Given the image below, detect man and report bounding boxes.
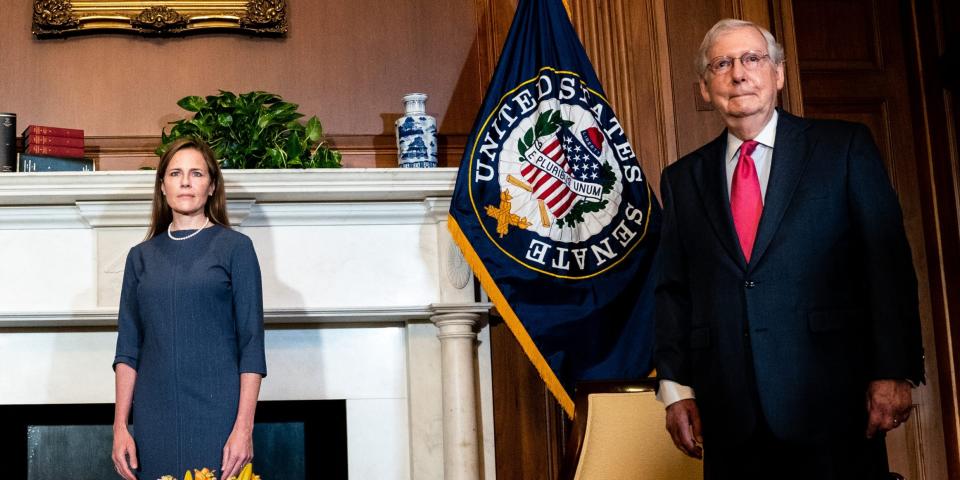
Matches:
[654,19,925,479]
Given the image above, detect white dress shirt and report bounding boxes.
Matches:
[725,109,778,200]
[658,111,779,407]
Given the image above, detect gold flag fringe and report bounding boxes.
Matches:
[448,214,576,417]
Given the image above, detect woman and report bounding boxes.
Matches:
[111,137,267,480]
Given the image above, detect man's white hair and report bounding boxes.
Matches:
[696,19,785,77]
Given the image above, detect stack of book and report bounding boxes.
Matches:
[18,125,93,172]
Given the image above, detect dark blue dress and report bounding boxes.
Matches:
[113,225,267,480]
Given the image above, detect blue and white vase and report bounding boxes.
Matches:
[396,93,438,168]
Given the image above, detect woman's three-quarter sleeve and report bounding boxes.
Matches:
[231,235,267,376]
[113,247,143,371]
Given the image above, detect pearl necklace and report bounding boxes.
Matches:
[167,217,210,241]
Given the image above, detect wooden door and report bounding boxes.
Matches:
[790,0,949,478]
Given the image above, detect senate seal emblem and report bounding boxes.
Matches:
[467,68,653,279]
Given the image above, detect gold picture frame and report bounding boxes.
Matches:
[33,0,287,36]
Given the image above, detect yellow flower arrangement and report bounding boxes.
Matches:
[158,463,260,480]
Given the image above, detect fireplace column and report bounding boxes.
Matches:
[431,311,483,480]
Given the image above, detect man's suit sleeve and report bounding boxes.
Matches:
[847,124,925,385]
[654,167,694,385]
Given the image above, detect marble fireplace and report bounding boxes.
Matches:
[0,169,494,479]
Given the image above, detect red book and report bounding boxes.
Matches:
[22,125,84,139]
[25,143,85,159]
[25,134,85,148]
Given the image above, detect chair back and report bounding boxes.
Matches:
[561,380,703,480]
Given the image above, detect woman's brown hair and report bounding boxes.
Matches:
[145,137,230,240]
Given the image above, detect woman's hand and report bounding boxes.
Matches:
[112,426,138,480]
[221,427,253,480]
[113,364,138,479]
[223,373,262,478]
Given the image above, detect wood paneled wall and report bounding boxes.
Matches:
[663,0,728,159]
[568,0,674,190]
[908,0,960,477]
[791,0,952,477]
[487,1,956,479]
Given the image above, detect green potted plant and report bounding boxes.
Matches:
[157,90,341,169]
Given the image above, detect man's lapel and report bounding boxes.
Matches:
[748,110,813,268]
[692,132,746,267]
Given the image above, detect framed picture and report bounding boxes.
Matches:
[32,0,287,37]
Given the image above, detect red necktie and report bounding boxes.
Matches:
[730,140,762,262]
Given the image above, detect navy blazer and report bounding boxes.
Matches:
[654,110,925,444]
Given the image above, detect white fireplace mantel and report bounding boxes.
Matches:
[0,168,460,205]
[0,169,495,480]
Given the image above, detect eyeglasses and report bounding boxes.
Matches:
[706,51,771,75]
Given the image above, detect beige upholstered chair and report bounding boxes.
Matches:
[560,380,908,480]
[560,380,703,480]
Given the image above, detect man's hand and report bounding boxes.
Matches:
[866,379,913,438]
[665,398,703,459]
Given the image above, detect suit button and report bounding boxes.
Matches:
[744,281,756,289]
